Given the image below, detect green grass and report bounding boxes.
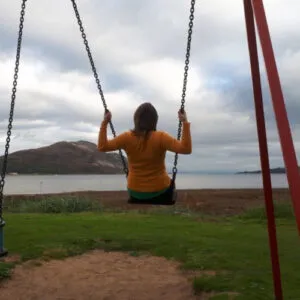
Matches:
[236,202,296,222]
[4,195,103,213]
[0,261,14,279]
[0,199,299,300]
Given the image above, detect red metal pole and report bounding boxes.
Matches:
[243,1,283,299]
[251,0,300,235]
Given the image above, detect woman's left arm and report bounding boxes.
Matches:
[97,121,128,152]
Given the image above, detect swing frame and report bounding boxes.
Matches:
[1,1,300,299]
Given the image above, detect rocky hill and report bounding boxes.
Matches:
[0,141,127,175]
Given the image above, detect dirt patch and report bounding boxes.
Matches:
[1,255,21,264]
[0,250,206,300]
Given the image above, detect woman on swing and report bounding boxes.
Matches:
[98,102,192,204]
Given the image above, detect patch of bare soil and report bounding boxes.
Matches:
[0,250,208,300]
[2,254,21,264]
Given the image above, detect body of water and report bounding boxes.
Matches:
[2,173,288,195]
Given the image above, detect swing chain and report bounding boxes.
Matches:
[172,0,196,181]
[0,0,27,220]
[71,0,128,176]
[0,1,195,216]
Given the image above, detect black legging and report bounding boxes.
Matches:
[128,180,177,205]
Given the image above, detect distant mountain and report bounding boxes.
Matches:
[236,167,300,174]
[0,140,127,175]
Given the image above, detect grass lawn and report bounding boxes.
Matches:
[0,198,299,300]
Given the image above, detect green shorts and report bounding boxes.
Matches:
[127,187,169,199]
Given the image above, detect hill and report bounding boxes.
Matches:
[236,167,300,174]
[0,141,127,175]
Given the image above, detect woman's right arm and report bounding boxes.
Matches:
[160,121,192,154]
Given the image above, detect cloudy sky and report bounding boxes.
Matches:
[0,0,299,173]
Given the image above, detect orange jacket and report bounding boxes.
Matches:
[98,121,192,192]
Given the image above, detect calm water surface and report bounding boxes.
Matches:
[3,173,288,195]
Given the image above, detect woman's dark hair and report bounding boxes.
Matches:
[132,102,158,138]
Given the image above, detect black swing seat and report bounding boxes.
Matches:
[128,180,177,205]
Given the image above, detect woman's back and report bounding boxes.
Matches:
[98,102,191,193]
[98,122,191,192]
[125,131,172,192]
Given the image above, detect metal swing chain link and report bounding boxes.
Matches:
[0,0,195,211]
[71,0,128,176]
[0,0,27,220]
[172,0,196,182]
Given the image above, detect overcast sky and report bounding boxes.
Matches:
[0,0,299,173]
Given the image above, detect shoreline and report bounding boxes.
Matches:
[3,188,292,216]
[4,187,290,196]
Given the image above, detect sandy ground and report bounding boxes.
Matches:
[0,250,214,300]
[1,188,291,299]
